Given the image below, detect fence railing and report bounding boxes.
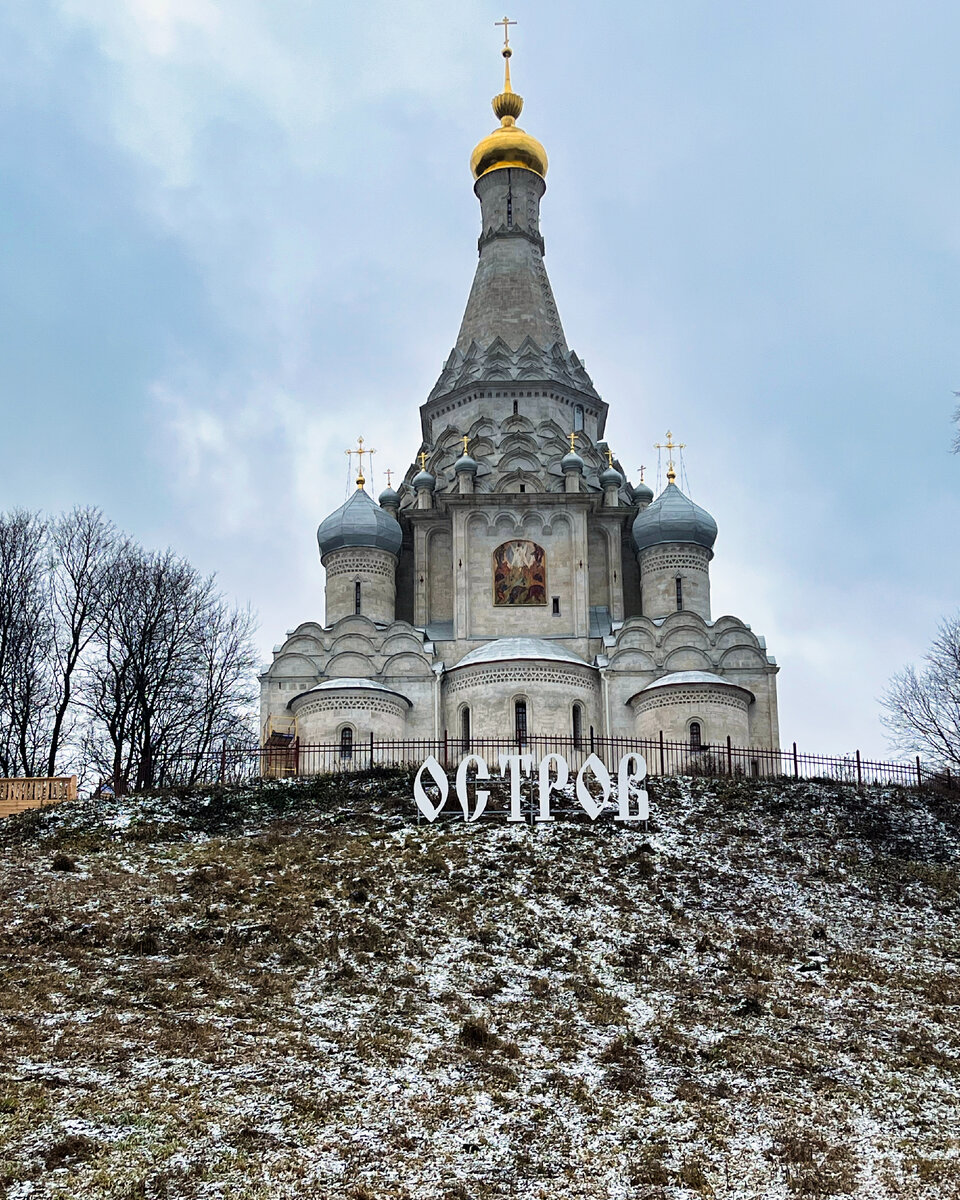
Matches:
[126,734,956,795]
[0,776,78,819]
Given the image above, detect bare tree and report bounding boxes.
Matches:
[882,614,960,770]
[0,511,53,776]
[45,508,117,776]
[80,544,257,792]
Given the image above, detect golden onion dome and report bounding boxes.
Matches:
[470,45,548,181]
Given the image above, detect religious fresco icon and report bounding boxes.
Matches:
[493,540,547,606]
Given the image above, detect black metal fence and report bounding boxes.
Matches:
[141,733,959,795]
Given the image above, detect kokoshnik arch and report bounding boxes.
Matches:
[259,26,781,756]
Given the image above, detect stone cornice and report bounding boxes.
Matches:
[477,224,545,256]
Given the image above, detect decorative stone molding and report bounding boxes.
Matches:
[294,696,407,719]
[324,552,396,579]
[632,688,748,715]
[478,224,545,255]
[640,549,710,575]
[445,665,599,697]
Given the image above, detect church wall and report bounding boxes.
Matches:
[620,534,643,619]
[394,531,415,625]
[630,685,750,747]
[455,508,588,641]
[639,543,712,621]
[427,528,454,624]
[442,661,601,741]
[587,526,610,609]
[292,692,408,758]
[323,547,397,625]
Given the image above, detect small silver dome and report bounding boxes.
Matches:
[412,469,436,490]
[600,465,622,488]
[455,453,478,475]
[633,479,654,504]
[632,482,717,552]
[378,485,399,506]
[561,450,584,473]
[317,487,403,558]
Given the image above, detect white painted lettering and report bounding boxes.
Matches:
[498,753,533,822]
[455,754,491,822]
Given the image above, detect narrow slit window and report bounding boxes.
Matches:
[461,706,471,751]
[515,700,528,745]
[574,404,584,432]
[675,576,683,611]
[513,399,519,415]
[339,727,354,760]
[355,580,362,614]
[690,721,701,751]
[518,483,526,493]
[572,704,583,749]
[552,596,560,615]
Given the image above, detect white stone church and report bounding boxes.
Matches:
[259,40,780,759]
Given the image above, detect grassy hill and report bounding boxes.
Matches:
[1,771,958,1199]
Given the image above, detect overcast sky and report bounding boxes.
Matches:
[2,1,958,756]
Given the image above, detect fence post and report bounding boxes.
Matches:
[370,731,375,769]
[659,730,665,776]
[219,739,227,785]
[726,735,733,776]
[443,729,449,770]
[916,755,922,790]
[590,726,595,755]
[792,741,799,779]
[292,737,300,777]
[855,749,862,790]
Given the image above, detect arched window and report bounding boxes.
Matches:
[354,580,362,615]
[689,721,702,752]
[515,699,528,745]
[339,727,354,760]
[675,576,683,611]
[574,404,584,432]
[572,703,584,749]
[461,706,471,752]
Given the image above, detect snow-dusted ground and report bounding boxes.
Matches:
[0,772,958,1199]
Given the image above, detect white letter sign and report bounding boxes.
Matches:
[455,754,491,823]
[414,755,452,822]
[537,753,568,823]
[616,753,649,822]
[575,753,613,820]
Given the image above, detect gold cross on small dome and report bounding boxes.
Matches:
[418,451,429,472]
[568,431,578,453]
[654,430,685,485]
[346,435,376,489]
[461,435,470,455]
[384,468,394,488]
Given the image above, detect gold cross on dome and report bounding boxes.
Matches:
[496,15,517,47]
[654,430,685,484]
[638,464,646,482]
[418,451,429,472]
[606,447,614,468]
[384,468,394,488]
[568,431,578,453]
[346,435,376,489]
[461,435,470,456]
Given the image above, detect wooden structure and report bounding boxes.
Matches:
[0,776,77,819]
